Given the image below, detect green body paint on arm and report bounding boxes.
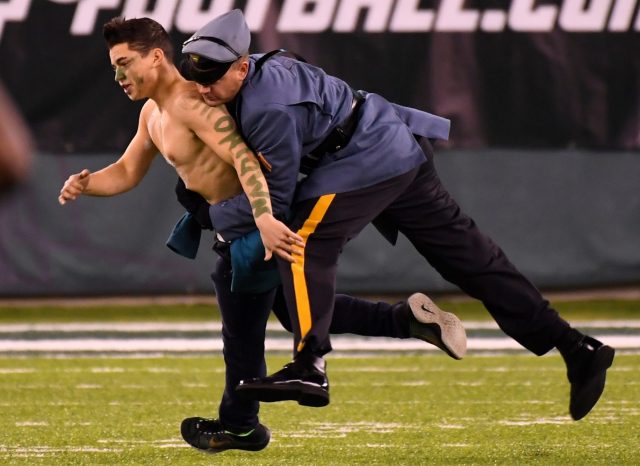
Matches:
[251,198,270,217]
[210,112,272,218]
[214,115,234,133]
[221,132,244,152]
[247,174,269,198]
[239,157,256,176]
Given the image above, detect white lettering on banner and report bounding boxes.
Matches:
[560,0,613,32]
[243,0,271,31]
[389,0,434,32]
[278,0,336,32]
[435,0,479,32]
[121,0,179,30]
[0,0,30,40]
[0,0,638,43]
[509,0,558,31]
[333,0,394,33]
[65,0,119,35]
[175,0,233,33]
[481,10,508,32]
[175,1,271,33]
[608,0,637,30]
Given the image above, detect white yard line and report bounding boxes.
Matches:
[1,320,640,332]
[0,334,637,352]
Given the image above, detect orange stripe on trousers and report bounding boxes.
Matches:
[292,194,336,353]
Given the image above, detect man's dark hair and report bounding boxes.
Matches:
[103,17,174,63]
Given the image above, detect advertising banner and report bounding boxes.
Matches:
[1,0,638,153]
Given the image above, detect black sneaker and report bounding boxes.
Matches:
[180,417,270,453]
[236,354,329,407]
[408,293,467,360]
[560,335,615,420]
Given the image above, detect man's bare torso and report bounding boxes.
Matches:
[143,84,242,204]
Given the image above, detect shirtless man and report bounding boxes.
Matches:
[58,17,302,261]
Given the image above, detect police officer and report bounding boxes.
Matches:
[179,7,614,441]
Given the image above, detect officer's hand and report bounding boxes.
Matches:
[59,169,90,205]
[255,214,305,263]
[175,177,213,230]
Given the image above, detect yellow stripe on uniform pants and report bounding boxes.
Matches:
[292,193,336,353]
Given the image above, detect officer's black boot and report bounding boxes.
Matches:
[236,352,329,407]
[556,328,615,420]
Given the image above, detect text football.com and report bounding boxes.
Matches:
[0,0,638,40]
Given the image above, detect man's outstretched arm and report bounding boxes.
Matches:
[59,104,158,204]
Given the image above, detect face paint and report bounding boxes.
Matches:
[115,66,126,81]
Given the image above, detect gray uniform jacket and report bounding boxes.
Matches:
[209,54,451,241]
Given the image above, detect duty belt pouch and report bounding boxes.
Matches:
[301,89,365,175]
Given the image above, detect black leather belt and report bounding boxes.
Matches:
[300,89,366,175]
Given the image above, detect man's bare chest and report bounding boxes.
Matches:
[146,110,199,167]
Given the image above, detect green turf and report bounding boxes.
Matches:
[0,304,219,323]
[0,353,637,465]
[1,299,640,323]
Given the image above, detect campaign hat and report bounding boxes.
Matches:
[182,9,250,63]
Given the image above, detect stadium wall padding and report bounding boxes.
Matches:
[1,149,638,297]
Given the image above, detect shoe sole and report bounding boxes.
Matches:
[203,438,271,454]
[408,293,467,360]
[199,438,271,454]
[570,345,615,420]
[236,380,329,407]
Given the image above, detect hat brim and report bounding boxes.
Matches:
[179,57,233,85]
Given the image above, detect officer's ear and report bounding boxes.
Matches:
[236,57,250,79]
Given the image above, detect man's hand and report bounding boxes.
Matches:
[255,214,304,263]
[58,169,91,205]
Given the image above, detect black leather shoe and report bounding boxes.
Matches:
[408,293,467,360]
[561,335,615,420]
[236,354,329,407]
[180,417,270,453]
